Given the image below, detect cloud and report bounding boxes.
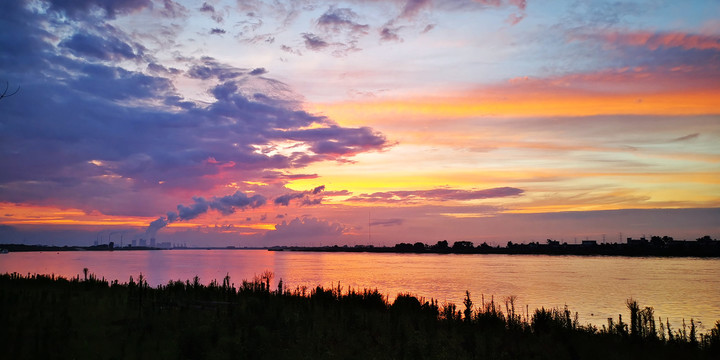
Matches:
[186,57,244,80]
[279,126,389,156]
[273,192,306,206]
[158,0,188,18]
[261,172,319,182]
[60,32,140,61]
[348,187,524,203]
[249,67,268,75]
[506,12,524,25]
[263,217,346,245]
[199,2,215,13]
[199,2,223,23]
[46,0,152,20]
[0,1,388,217]
[370,218,404,227]
[672,133,699,142]
[317,6,369,35]
[273,185,326,206]
[380,25,402,42]
[421,24,435,33]
[210,28,226,35]
[399,0,432,19]
[302,33,330,50]
[146,191,266,236]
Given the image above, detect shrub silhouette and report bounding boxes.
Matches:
[1,272,718,360]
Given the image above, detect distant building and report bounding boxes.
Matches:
[139,238,146,247]
[581,240,597,246]
[131,239,137,247]
[157,242,172,249]
[150,238,156,247]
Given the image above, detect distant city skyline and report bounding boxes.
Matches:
[1,0,718,247]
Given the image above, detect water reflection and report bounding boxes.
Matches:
[1,250,718,330]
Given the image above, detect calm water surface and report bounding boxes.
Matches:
[1,250,718,331]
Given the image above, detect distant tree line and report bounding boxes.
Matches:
[276,235,720,257]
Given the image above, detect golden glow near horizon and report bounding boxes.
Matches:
[0,203,276,233]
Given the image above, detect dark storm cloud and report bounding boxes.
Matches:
[0,1,388,216]
[348,187,524,203]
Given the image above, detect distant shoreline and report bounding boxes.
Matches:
[3,236,719,258]
[270,236,720,258]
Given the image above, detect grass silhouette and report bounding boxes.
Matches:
[1,272,718,359]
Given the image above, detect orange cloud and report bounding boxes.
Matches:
[0,203,151,227]
[309,66,720,124]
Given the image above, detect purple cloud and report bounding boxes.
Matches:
[147,191,266,236]
[199,2,223,23]
[273,185,326,206]
[0,1,388,217]
[399,0,432,19]
[249,67,268,75]
[302,33,330,50]
[60,32,140,61]
[317,6,370,35]
[47,0,151,19]
[380,26,402,42]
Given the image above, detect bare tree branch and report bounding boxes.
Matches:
[0,81,20,100]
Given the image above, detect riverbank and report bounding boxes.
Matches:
[1,272,718,359]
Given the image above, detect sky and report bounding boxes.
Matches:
[1,0,718,247]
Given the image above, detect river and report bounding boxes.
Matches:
[1,249,718,332]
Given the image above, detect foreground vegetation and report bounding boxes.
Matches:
[1,272,718,359]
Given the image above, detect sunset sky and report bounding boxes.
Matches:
[1,0,718,247]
